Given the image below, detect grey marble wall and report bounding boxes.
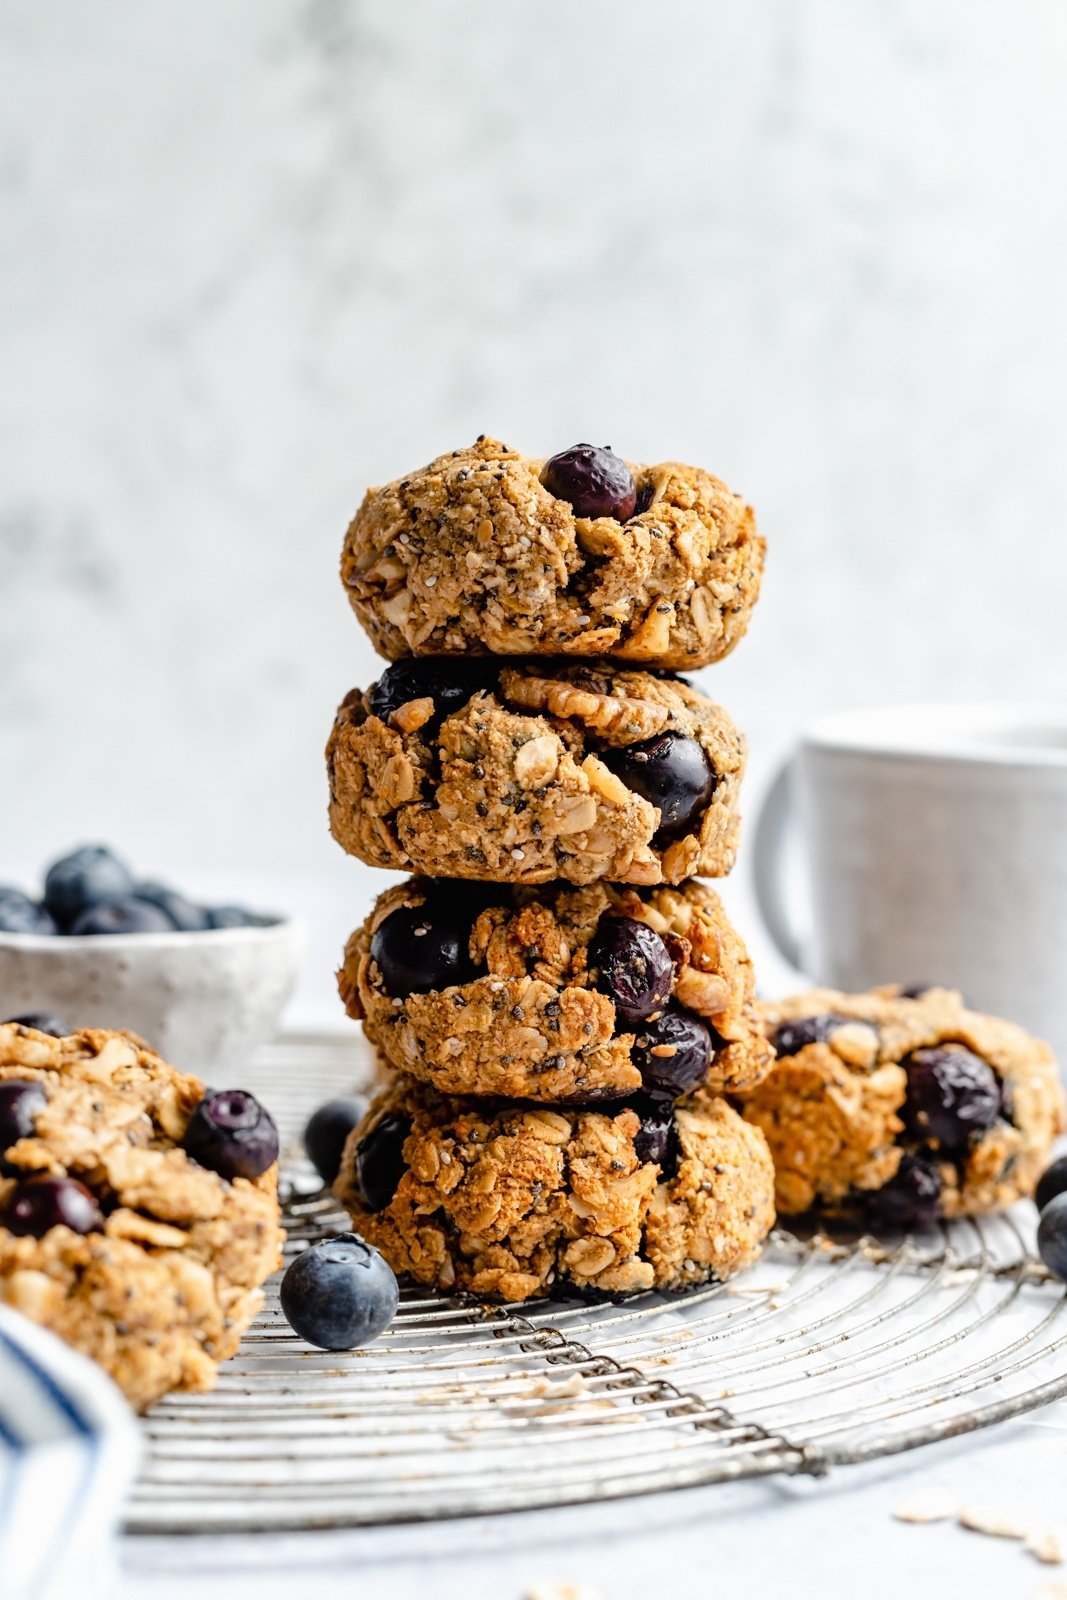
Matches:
[2,0,1066,896]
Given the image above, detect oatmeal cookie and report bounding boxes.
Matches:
[341,437,763,669]
[736,987,1064,1223]
[339,878,772,1102]
[326,658,745,886]
[334,1076,775,1302]
[0,1023,284,1410]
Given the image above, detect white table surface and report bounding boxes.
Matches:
[112,866,1067,1600]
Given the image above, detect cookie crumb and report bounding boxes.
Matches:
[958,1505,1028,1540]
[1027,1532,1065,1566]
[892,1490,956,1524]
[525,1585,604,1600]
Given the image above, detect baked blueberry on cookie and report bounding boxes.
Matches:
[338,878,773,1101]
[736,987,1065,1224]
[340,437,764,669]
[0,1021,284,1410]
[333,1076,775,1302]
[326,659,745,886]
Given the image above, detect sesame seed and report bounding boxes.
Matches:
[511,847,524,859]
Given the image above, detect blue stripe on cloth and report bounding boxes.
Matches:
[1,1323,94,1437]
[0,1320,102,1600]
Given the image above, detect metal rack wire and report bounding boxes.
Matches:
[126,1035,1067,1535]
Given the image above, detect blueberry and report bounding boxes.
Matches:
[631,1092,681,1179]
[181,1089,279,1181]
[0,1080,47,1175]
[304,1096,368,1186]
[134,882,211,932]
[68,896,175,936]
[42,846,134,929]
[1037,1193,1067,1281]
[631,1008,714,1097]
[280,1233,399,1350]
[370,901,478,997]
[867,1154,942,1229]
[589,916,674,1026]
[1035,1154,1067,1214]
[355,1113,412,1212]
[0,888,58,936]
[771,1014,853,1058]
[206,905,274,929]
[539,444,637,520]
[902,1046,1001,1152]
[4,1014,71,1038]
[2,1175,103,1237]
[368,659,498,732]
[601,733,716,844]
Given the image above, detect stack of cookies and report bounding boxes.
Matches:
[325,436,779,1302]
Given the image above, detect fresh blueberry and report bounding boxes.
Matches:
[1037,1193,1067,1281]
[867,1154,943,1229]
[181,1089,279,1181]
[1035,1154,1067,1214]
[280,1233,399,1350]
[902,1046,1001,1152]
[539,444,638,520]
[601,733,716,844]
[42,846,134,929]
[370,901,478,997]
[206,905,274,929]
[771,1014,852,1057]
[589,916,674,1026]
[0,888,58,936]
[631,1008,714,1097]
[2,1175,103,1237]
[68,896,175,936]
[4,1014,71,1038]
[304,1096,368,1186]
[134,882,212,932]
[368,659,498,733]
[356,1113,412,1212]
[0,1080,47,1175]
[631,1092,681,1179]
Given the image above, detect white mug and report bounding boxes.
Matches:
[753,702,1067,1063]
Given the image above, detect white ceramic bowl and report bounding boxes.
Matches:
[0,1304,141,1600]
[0,917,305,1080]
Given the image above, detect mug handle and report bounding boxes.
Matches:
[752,755,805,972]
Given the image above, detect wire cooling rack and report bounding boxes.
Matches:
[126,1035,1067,1535]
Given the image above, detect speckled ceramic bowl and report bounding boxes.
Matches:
[0,917,305,1079]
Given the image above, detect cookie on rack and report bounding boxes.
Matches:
[0,1022,284,1410]
[736,986,1065,1223]
[333,1075,775,1302]
[326,658,745,887]
[341,436,764,670]
[338,877,772,1102]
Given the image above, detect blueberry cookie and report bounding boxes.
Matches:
[341,437,764,670]
[326,659,745,886]
[334,1076,775,1301]
[339,878,772,1103]
[0,1023,284,1410]
[736,988,1065,1223]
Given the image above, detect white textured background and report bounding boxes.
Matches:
[2,0,1067,1009]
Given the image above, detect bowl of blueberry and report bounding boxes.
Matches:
[0,845,304,1078]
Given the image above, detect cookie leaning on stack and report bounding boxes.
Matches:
[327,437,777,1302]
[736,985,1065,1224]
